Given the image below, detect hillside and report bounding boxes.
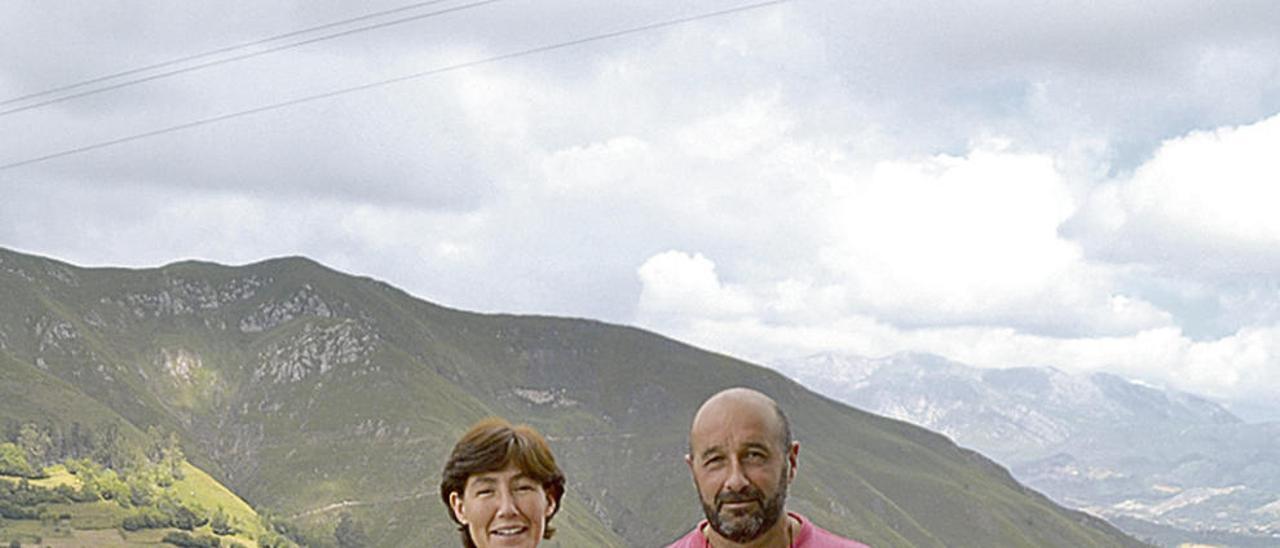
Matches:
[1,460,267,547]
[0,246,1148,547]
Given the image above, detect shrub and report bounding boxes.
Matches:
[54,484,76,501]
[129,480,154,507]
[162,531,221,548]
[211,506,237,536]
[0,479,68,506]
[256,532,292,548]
[122,508,170,531]
[70,482,101,503]
[171,504,208,531]
[0,443,38,478]
[95,469,130,506]
[334,513,368,548]
[0,500,41,519]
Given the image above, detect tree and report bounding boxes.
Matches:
[162,432,185,480]
[96,469,131,506]
[211,506,236,536]
[145,426,166,463]
[128,473,155,506]
[64,458,103,502]
[0,443,37,478]
[158,496,209,531]
[17,424,51,469]
[64,422,95,461]
[161,531,222,547]
[333,513,368,548]
[91,421,140,471]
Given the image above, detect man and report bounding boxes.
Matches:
[668,388,869,548]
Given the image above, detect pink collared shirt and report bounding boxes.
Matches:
[665,512,869,548]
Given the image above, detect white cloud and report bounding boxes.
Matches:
[650,311,1280,414]
[827,147,1075,310]
[674,90,793,160]
[628,143,1181,367]
[637,251,753,321]
[818,145,1170,335]
[539,136,655,193]
[1070,112,1280,277]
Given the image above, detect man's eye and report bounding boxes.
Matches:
[475,489,493,496]
[515,484,537,492]
[746,452,767,461]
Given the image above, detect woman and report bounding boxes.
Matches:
[440,417,566,548]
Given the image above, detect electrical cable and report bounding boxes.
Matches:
[0,0,789,172]
[0,0,470,107]
[0,0,507,118]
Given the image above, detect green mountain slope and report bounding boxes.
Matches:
[1,460,267,547]
[0,246,1148,547]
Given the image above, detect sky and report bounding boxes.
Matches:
[3,0,1280,420]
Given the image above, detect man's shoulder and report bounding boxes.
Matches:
[793,513,870,548]
[801,524,870,548]
[663,524,705,548]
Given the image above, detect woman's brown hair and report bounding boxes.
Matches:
[439,417,566,547]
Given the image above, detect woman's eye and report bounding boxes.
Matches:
[515,484,536,492]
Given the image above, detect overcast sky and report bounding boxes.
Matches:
[3,0,1280,419]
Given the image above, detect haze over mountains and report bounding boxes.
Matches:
[0,246,1148,546]
[771,352,1280,548]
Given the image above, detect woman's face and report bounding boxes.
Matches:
[449,463,555,548]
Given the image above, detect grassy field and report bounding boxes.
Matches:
[0,525,248,547]
[2,511,257,548]
[45,501,133,530]
[1,460,264,547]
[27,465,80,490]
[170,461,263,545]
[3,526,130,548]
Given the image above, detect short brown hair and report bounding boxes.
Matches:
[439,417,566,547]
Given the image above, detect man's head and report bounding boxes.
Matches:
[685,388,799,543]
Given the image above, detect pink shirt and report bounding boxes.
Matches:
[666,512,869,548]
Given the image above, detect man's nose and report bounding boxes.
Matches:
[724,459,750,491]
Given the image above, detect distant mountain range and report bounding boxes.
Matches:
[0,246,1147,547]
[771,352,1280,547]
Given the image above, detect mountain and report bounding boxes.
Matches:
[771,352,1280,547]
[0,246,1147,547]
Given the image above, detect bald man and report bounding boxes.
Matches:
[667,388,868,548]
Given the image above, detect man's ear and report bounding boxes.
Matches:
[786,441,800,482]
[449,491,467,525]
[545,493,557,518]
[685,453,694,471]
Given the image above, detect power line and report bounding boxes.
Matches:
[0,0,507,118]
[0,0,789,172]
[0,0,465,107]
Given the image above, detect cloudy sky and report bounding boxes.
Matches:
[3,1,1280,419]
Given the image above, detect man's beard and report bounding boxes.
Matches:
[700,468,788,543]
